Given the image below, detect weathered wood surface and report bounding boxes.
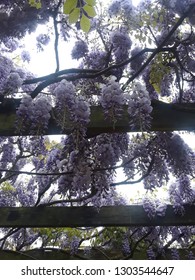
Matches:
[0,247,194,260]
[0,100,195,137]
[0,205,194,227]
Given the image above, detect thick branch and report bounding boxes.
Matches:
[53,16,60,72]
[24,47,175,99]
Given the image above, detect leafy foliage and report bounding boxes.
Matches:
[63,0,96,32]
[28,0,42,9]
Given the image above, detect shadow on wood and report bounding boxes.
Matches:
[0,205,195,227]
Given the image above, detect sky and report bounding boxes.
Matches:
[25,0,142,76]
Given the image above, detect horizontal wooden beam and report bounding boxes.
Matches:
[0,99,195,137]
[1,247,195,260]
[0,205,195,227]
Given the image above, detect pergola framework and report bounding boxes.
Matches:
[0,205,195,227]
[1,99,195,137]
[0,100,195,227]
[0,100,195,259]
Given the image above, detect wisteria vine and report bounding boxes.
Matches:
[0,0,194,259]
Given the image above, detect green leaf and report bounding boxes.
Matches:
[80,14,91,32]
[152,82,161,93]
[85,0,96,6]
[28,0,41,8]
[63,0,77,14]
[83,5,96,17]
[69,8,80,24]
[36,2,41,9]
[29,0,35,5]
[159,14,164,23]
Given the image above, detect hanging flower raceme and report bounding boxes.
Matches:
[21,50,31,63]
[108,0,121,16]
[16,94,52,133]
[100,79,125,123]
[31,96,52,132]
[127,82,153,131]
[142,196,156,219]
[171,248,180,260]
[161,0,195,16]
[147,247,156,260]
[73,96,91,126]
[143,153,169,190]
[178,175,194,203]
[143,196,167,218]
[156,132,194,176]
[16,179,37,207]
[54,79,90,131]
[36,33,50,51]
[0,55,14,95]
[16,95,33,131]
[122,237,131,256]
[84,50,108,70]
[169,182,185,215]
[168,175,194,215]
[110,30,132,62]
[108,0,133,17]
[71,40,88,60]
[93,133,128,168]
[0,185,16,207]
[70,236,80,255]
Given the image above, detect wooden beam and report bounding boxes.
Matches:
[0,205,194,227]
[0,99,195,137]
[1,248,195,260]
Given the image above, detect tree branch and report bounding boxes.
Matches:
[122,4,195,90]
[110,156,155,186]
[53,15,60,72]
[24,47,175,99]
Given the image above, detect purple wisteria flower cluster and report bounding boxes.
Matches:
[122,237,131,256]
[100,80,125,121]
[54,79,90,131]
[143,196,167,219]
[71,41,89,60]
[5,72,23,95]
[16,95,52,133]
[0,55,13,94]
[108,0,121,16]
[161,0,195,16]
[169,175,195,215]
[36,33,50,51]
[84,50,108,70]
[127,82,153,130]
[157,132,194,176]
[110,31,132,62]
[108,0,133,17]
[2,37,19,52]
[21,50,31,63]
[147,247,156,259]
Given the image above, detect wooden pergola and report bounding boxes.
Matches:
[0,100,195,259]
[1,99,195,137]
